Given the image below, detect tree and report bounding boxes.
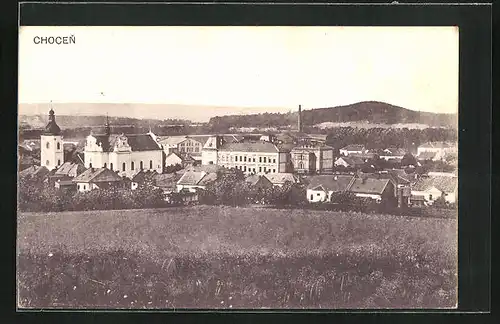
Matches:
[401,153,418,167]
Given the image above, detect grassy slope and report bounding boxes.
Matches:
[17,206,457,309]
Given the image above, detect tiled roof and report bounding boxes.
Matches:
[198,172,218,186]
[153,173,182,189]
[349,177,391,195]
[306,175,354,192]
[336,156,365,167]
[19,165,49,178]
[54,162,87,177]
[73,168,123,183]
[412,176,457,193]
[381,148,407,156]
[220,141,281,153]
[92,134,161,152]
[349,152,375,160]
[264,173,299,185]
[177,171,206,186]
[341,144,365,151]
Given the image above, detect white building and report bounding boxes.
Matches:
[339,144,366,156]
[201,136,291,175]
[40,109,64,170]
[72,167,124,192]
[411,175,458,205]
[417,142,457,161]
[83,118,163,178]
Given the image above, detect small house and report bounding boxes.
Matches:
[72,167,124,192]
[176,170,217,193]
[410,175,458,206]
[263,172,300,187]
[245,174,273,191]
[339,144,366,156]
[305,174,354,203]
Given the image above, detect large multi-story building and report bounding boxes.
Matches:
[291,144,334,174]
[158,136,205,156]
[201,136,291,174]
[83,118,163,178]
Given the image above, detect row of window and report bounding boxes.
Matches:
[46,142,61,150]
[88,160,157,171]
[220,155,277,164]
[221,165,276,173]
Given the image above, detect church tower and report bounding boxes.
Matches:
[40,108,64,170]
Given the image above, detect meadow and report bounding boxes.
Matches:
[17,206,457,309]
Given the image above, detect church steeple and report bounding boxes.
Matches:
[44,105,61,135]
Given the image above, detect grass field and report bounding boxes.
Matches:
[17,206,457,309]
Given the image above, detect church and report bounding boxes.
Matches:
[83,117,164,178]
[40,109,164,179]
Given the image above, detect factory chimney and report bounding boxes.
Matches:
[298,104,303,133]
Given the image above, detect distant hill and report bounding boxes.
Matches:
[18,115,190,129]
[209,101,458,129]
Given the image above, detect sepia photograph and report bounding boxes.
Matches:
[17,26,458,309]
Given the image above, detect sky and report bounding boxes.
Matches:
[18,26,459,119]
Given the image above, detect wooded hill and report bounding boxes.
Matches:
[209,101,457,129]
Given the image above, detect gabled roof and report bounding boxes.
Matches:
[245,174,273,187]
[91,133,161,152]
[336,156,365,167]
[306,175,354,192]
[264,173,299,185]
[73,168,123,183]
[381,148,407,156]
[412,176,457,193]
[177,171,207,186]
[153,172,183,189]
[349,177,391,195]
[198,172,218,186]
[220,141,282,153]
[341,144,366,151]
[54,162,87,177]
[19,165,49,179]
[130,169,157,182]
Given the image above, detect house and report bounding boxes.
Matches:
[176,170,218,193]
[129,169,157,190]
[410,175,458,206]
[339,144,366,156]
[244,174,273,190]
[72,167,124,192]
[305,173,396,203]
[417,142,457,161]
[158,136,205,156]
[334,156,365,169]
[48,162,87,188]
[380,147,407,160]
[18,165,50,181]
[291,144,334,174]
[165,152,184,167]
[263,173,300,187]
[202,136,291,174]
[306,174,354,203]
[153,172,183,195]
[83,117,163,177]
[348,176,395,202]
[54,179,77,192]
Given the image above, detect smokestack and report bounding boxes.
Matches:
[298,105,303,133]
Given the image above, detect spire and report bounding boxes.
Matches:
[44,102,61,135]
[105,113,111,136]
